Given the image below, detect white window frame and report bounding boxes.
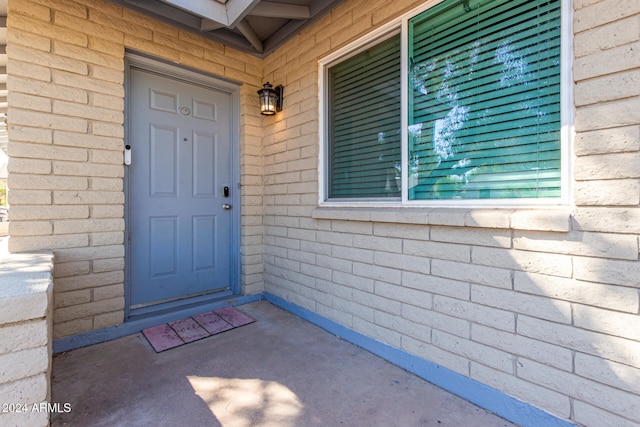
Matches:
[318,0,573,209]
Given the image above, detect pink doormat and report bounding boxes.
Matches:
[142,307,255,352]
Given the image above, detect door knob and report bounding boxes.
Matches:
[222,204,231,210]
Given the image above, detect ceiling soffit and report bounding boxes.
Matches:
[110,0,345,57]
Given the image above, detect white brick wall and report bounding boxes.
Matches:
[261,1,640,426]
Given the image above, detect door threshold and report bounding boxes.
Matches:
[127,290,235,320]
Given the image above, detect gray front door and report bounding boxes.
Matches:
[127,65,236,313]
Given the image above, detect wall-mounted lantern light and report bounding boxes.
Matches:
[258,82,283,115]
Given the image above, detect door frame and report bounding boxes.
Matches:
[123,51,242,320]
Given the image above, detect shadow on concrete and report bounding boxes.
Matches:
[51,301,516,427]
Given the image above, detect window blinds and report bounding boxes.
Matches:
[328,34,402,199]
[408,0,562,200]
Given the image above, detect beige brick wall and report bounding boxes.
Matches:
[6,0,265,339]
[6,0,640,425]
[0,252,54,427]
[261,1,640,426]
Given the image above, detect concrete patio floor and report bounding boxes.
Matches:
[51,301,517,427]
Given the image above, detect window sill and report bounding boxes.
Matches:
[311,206,571,232]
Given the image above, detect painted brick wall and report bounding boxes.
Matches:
[0,252,53,427]
[6,0,265,339]
[261,0,640,426]
[6,0,640,425]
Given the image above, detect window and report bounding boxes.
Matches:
[327,33,401,199]
[321,0,568,206]
[409,0,562,200]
